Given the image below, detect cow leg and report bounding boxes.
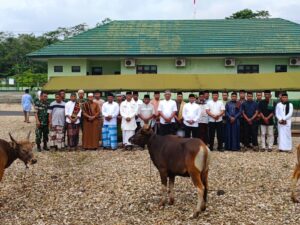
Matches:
[201,169,209,203]
[190,171,205,218]
[158,171,168,208]
[291,168,300,203]
[168,175,175,205]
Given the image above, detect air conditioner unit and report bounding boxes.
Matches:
[224,58,235,67]
[175,58,186,67]
[124,59,136,67]
[289,58,300,66]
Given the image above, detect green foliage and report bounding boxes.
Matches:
[226,9,271,19]
[0,20,111,85]
[13,70,47,87]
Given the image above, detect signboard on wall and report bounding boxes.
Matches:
[8,78,15,85]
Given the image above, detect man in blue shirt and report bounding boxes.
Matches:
[242,92,259,150]
[21,89,33,123]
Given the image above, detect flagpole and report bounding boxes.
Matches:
[193,0,197,19]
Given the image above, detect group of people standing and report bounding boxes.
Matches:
[23,88,294,152]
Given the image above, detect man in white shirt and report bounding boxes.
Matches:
[206,91,225,151]
[276,93,294,152]
[132,91,143,131]
[158,90,177,136]
[102,93,120,150]
[183,94,200,138]
[138,94,155,127]
[197,92,209,144]
[65,93,82,150]
[120,91,138,150]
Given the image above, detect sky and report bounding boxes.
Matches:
[0,0,300,35]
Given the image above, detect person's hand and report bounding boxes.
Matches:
[36,121,41,128]
[215,115,220,120]
[126,117,131,122]
[230,117,235,124]
[49,123,52,129]
[264,118,269,125]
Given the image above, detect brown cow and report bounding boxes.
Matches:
[129,125,210,218]
[0,132,37,182]
[291,144,300,203]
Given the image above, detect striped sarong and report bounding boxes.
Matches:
[66,123,80,148]
[102,125,118,150]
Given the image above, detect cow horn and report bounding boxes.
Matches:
[9,133,17,144]
[27,131,31,140]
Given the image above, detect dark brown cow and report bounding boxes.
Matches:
[129,125,210,218]
[0,132,37,182]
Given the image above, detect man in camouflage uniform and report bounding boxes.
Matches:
[34,91,50,151]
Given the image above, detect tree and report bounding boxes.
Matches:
[226,9,271,19]
[96,18,112,27]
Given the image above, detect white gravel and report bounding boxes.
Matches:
[0,116,300,225]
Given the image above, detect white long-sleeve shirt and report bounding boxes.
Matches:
[102,101,119,125]
[158,99,177,124]
[120,100,137,130]
[183,102,200,127]
[65,101,82,124]
[276,102,293,125]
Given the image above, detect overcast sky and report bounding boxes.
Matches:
[1,0,300,35]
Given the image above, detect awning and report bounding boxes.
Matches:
[43,73,300,92]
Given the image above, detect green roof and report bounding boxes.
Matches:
[28,18,300,58]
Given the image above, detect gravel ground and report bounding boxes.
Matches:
[1,116,300,225]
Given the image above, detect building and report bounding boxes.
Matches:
[28,19,300,95]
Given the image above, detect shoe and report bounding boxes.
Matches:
[37,144,41,152]
[267,148,272,152]
[260,148,266,152]
[43,143,49,151]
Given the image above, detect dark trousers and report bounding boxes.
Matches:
[184,125,199,138]
[208,121,223,150]
[244,122,258,147]
[159,123,176,136]
[240,118,246,145]
[198,123,208,144]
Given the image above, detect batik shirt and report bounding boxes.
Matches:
[34,100,49,125]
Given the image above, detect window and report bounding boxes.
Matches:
[237,65,259,74]
[72,66,81,73]
[275,65,287,73]
[136,65,157,74]
[54,66,63,73]
[91,67,102,75]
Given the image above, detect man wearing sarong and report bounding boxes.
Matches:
[102,93,119,150]
[120,91,137,150]
[93,90,105,146]
[82,93,100,150]
[65,93,82,150]
[34,92,49,151]
[225,92,242,151]
[48,93,66,150]
[276,93,294,152]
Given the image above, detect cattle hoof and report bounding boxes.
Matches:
[158,200,166,208]
[192,211,200,218]
[292,195,299,203]
[168,198,174,205]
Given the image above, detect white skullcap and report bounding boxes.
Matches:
[88,93,94,97]
[78,89,84,94]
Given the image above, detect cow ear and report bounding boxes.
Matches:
[9,133,17,144]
